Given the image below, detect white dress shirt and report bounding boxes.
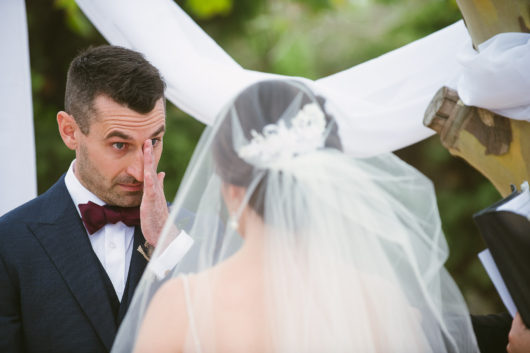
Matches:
[64,160,193,300]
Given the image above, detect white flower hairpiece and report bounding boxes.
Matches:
[237,102,327,168]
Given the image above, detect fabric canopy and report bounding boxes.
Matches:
[76,0,529,156]
[75,0,471,156]
[0,0,36,216]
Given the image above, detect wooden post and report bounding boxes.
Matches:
[424,0,530,197]
[456,0,530,47]
[424,87,530,197]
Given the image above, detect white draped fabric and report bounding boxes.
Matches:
[74,0,464,156]
[456,32,530,121]
[76,0,272,125]
[0,0,36,216]
[76,0,529,156]
[314,21,467,155]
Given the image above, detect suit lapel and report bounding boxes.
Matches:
[118,226,148,324]
[29,177,117,351]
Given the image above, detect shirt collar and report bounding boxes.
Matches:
[64,159,106,217]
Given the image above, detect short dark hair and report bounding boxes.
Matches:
[213,80,342,218]
[64,45,166,134]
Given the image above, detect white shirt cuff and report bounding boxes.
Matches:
[148,231,193,279]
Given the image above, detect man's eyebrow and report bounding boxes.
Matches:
[150,125,165,138]
[105,130,132,140]
[104,125,165,140]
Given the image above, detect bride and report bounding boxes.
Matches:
[112,79,478,353]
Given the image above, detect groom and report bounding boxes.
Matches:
[0,46,186,353]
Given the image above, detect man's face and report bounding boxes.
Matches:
[74,95,165,207]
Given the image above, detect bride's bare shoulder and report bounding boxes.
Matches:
[133,277,189,353]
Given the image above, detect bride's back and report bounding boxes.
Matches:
[175,246,431,353]
[183,253,272,353]
[133,256,270,353]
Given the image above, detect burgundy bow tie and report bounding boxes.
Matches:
[78,201,140,235]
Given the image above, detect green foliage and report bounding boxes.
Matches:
[185,0,232,19]
[54,0,94,37]
[270,34,318,77]
[27,0,502,313]
[158,106,205,199]
[301,0,334,11]
[393,0,462,37]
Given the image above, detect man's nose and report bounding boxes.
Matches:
[126,148,144,182]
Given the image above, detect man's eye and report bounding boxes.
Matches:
[151,138,160,147]
[113,142,125,150]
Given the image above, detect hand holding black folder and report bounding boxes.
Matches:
[474,182,530,327]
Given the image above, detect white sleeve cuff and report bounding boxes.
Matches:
[148,231,194,280]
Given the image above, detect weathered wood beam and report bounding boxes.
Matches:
[424,87,530,197]
[424,0,530,196]
[456,0,530,47]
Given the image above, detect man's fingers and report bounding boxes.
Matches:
[143,139,154,172]
[139,139,168,248]
[143,139,159,193]
[143,167,155,190]
[157,171,165,185]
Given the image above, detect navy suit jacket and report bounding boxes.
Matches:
[0,176,148,353]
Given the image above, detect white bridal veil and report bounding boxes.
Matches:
[112,79,478,352]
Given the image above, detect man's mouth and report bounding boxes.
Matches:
[118,183,143,192]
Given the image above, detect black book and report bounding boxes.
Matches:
[474,182,530,327]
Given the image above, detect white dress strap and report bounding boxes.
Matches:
[181,275,203,353]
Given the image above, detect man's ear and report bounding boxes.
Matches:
[57,111,80,151]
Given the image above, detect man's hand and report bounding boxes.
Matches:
[140,139,168,247]
[507,313,530,353]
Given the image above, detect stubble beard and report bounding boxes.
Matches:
[76,144,143,207]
